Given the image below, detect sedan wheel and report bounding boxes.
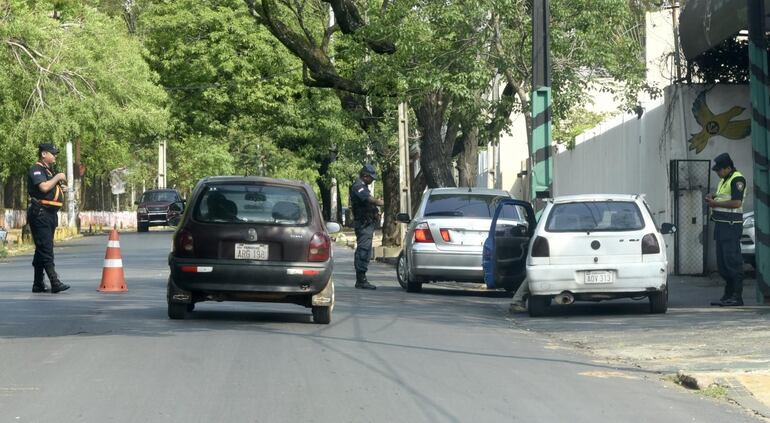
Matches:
[168,302,186,320]
[312,306,332,324]
[397,252,409,290]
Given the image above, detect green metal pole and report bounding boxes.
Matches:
[747,0,770,303]
[531,0,553,208]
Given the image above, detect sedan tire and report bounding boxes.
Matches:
[397,251,422,293]
[137,223,149,233]
[168,302,187,320]
[528,295,551,317]
[649,288,668,314]
[312,306,332,324]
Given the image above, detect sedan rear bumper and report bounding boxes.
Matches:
[410,249,483,281]
[169,256,332,295]
[527,262,667,295]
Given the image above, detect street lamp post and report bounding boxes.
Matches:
[530,0,553,209]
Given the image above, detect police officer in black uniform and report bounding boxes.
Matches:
[349,164,383,290]
[706,153,745,307]
[28,143,70,293]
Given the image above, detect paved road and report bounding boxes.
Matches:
[0,232,760,422]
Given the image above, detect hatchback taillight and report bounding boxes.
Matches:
[642,233,660,254]
[309,233,331,262]
[176,230,194,256]
[414,223,434,243]
[531,236,550,257]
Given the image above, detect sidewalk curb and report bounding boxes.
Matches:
[676,370,770,419]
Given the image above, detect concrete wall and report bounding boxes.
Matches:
[553,83,753,272]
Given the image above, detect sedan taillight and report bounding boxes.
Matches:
[175,230,194,256]
[642,233,660,254]
[531,236,550,257]
[309,233,331,262]
[414,223,434,243]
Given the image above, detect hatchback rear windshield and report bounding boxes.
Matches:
[424,194,518,220]
[193,184,310,225]
[546,201,645,232]
[141,191,178,203]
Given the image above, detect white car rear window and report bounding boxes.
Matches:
[546,201,645,232]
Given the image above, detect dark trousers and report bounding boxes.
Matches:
[28,205,58,280]
[714,222,744,297]
[354,222,375,273]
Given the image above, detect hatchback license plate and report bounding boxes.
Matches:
[584,271,614,284]
[235,243,268,260]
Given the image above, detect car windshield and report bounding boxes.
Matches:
[424,194,518,220]
[546,201,645,232]
[141,191,178,203]
[194,184,310,225]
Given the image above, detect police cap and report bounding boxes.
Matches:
[711,153,734,171]
[38,143,60,155]
[360,164,377,179]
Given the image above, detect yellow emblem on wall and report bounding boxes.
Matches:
[688,91,751,154]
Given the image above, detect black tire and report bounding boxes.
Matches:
[312,306,332,324]
[168,302,186,320]
[397,251,422,293]
[137,223,149,233]
[649,288,668,314]
[186,303,195,312]
[528,295,551,317]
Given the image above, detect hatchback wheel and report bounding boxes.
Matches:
[649,288,668,314]
[528,295,551,317]
[312,306,332,324]
[168,302,187,320]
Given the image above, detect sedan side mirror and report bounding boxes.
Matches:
[660,223,677,235]
[396,213,411,224]
[326,222,341,234]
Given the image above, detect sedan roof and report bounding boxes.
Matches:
[552,194,641,204]
[427,187,512,197]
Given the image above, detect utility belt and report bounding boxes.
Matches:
[30,197,63,209]
[710,210,743,225]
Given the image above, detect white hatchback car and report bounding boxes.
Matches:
[526,195,675,317]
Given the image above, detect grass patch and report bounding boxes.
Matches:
[700,385,728,400]
[0,245,7,258]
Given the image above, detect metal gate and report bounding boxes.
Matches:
[670,160,712,275]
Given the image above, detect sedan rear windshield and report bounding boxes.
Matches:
[424,194,518,220]
[194,184,310,225]
[546,201,645,232]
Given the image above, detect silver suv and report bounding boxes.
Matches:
[395,188,520,292]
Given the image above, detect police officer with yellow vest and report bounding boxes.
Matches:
[27,143,70,293]
[706,153,745,307]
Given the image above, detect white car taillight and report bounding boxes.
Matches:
[642,233,660,254]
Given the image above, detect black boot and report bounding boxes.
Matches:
[32,267,48,293]
[45,264,70,294]
[719,295,743,307]
[710,291,732,306]
[355,272,376,290]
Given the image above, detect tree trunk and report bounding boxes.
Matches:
[317,156,332,221]
[415,92,456,188]
[380,159,400,247]
[335,184,343,223]
[455,126,479,188]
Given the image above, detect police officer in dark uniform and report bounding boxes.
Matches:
[349,164,383,290]
[706,153,745,306]
[28,143,70,293]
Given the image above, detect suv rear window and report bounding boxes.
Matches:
[424,194,517,219]
[546,201,645,232]
[194,184,310,225]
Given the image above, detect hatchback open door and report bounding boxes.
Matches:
[482,199,536,291]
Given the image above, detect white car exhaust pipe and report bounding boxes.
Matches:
[554,291,575,305]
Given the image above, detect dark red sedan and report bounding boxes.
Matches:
[167,177,340,324]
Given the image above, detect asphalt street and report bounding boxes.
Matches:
[0,231,761,422]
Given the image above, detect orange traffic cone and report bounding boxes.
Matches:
[98,229,127,292]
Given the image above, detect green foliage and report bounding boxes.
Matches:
[554,108,611,149]
[688,37,749,84]
[0,0,169,184]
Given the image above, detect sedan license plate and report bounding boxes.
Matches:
[584,271,614,284]
[235,243,268,260]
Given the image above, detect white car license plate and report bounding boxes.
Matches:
[235,243,268,260]
[584,271,614,284]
